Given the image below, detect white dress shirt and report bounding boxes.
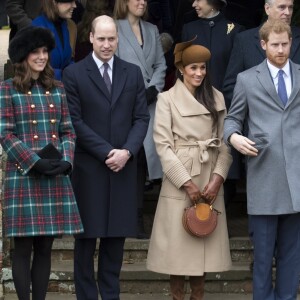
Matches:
[267,59,292,99]
[92,52,114,82]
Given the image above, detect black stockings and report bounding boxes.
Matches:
[12,236,54,300]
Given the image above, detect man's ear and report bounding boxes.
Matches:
[264,3,270,17]
[90,32,93,44]
[261,39,266,51]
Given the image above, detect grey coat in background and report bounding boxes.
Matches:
[224,59,300,215]
[116,19,167,179]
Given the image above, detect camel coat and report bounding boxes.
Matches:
[147,79,232,275]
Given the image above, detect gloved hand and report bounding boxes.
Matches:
[33,159,59,174]
[202,174,224,204]
[44,161,71,176]
[146,86,159,105]
[183,180,202,203]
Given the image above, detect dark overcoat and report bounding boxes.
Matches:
[116,19,166,180]
[63,54,150,238]
[182,13,244,92]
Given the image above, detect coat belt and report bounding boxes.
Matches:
[174,138,221,176]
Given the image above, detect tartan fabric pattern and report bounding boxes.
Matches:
[0,79,83,237]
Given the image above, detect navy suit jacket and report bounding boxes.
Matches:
[223,25,300,109]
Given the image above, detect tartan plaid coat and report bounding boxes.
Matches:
[0,79,83,237]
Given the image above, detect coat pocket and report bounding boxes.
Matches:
[251,133,270,150]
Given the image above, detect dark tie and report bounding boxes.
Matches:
[102,63,111,94]
[277,69,288,106]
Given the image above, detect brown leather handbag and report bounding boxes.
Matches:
[182,201,221,238]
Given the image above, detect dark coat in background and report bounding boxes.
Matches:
[6,0,41,39]
[63,54,150,238]
[182,13,244,93]
[223,25,300,110]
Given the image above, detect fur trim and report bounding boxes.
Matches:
[9,26,55,64]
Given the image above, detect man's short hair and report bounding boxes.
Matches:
[265,0,275,4]
[259,20,292,42]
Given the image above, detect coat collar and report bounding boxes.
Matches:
[253,26,266,61]
[168,79,226,116]
[85,54,127,107]
[117,19,152,75]
[288,61,300,106]
[255,59,300,109]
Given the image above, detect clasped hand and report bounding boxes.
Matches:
[201,174,224,204]
[33,159,71,176]
[183,174,224,205]
[105,149,129,172]
[183,180,201,203]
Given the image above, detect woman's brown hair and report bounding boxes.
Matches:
[113,0,148,20]
[42,0,60,22]
[13,58,57,94]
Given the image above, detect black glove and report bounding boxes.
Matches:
[33,159,59,174]
[44,161,71,176]
[146,86,159,105]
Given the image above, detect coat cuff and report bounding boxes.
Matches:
[213,153,233,181]
[165,161,191,189]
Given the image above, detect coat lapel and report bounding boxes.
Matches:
[286,61,300,108]
[111,56,127,108]
[254,29,266,61]
[290,26,300,60]
[85,54,111,103]
[256,61,284,108]
[118,20,151,76]
[170,80,226,116]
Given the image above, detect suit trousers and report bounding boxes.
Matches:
[74,237,125,300]
[248,214,300,300]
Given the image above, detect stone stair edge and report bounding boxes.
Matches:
[1,261,252,283]
[51,237,252,250]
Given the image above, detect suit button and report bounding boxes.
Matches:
[31,104,35,109]
[20,169,24,172]
[52,134,57,139]
[28,91,32,95]
[49,104,54,108]
[33,135,39,139]
[45,91,50,95]
[32,120,37,125]
[50,119,56,124]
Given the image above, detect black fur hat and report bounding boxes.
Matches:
[8,26,55,64]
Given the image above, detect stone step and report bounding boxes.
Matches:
[2,260,253,294]
[3,292,256,300]
[49,237,253,264]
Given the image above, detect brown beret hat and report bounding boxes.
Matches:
[174,37,211,69]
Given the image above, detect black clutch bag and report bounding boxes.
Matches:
[37,143,63,160]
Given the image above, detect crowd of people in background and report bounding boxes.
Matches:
[0,0,300,300]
